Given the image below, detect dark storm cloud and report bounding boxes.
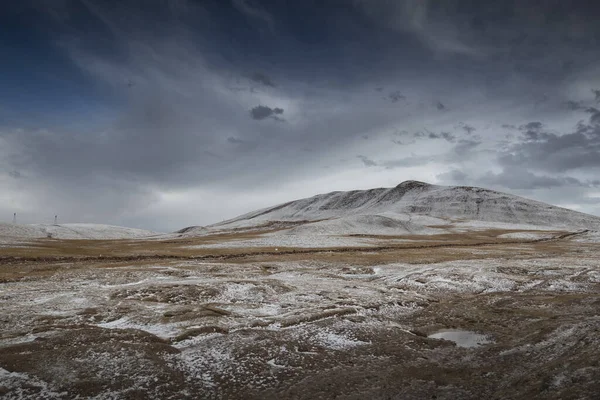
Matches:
[593,89,600,103]
[249,105,284,120]
[4,0,600,229]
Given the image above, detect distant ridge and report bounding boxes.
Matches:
[0,223,159,241]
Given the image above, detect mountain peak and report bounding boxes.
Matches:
[395,180,431,190]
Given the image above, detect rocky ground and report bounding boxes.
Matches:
[0,230,599,399]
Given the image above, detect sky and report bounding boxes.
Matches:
[1,0,600,232]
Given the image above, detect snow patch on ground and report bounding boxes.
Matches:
[96,317,182,339]
[572,230,600,243]
[312,329,370,350]
[0,367,66,399]
[497,232,556,240]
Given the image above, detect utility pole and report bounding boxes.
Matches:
[13,213,16,224]
[54,215,58,225]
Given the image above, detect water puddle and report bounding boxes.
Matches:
[428,330,493,348]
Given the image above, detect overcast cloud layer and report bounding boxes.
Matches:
[1,1,600,231]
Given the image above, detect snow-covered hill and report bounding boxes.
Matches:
[181,181,600,241]
[0,223,159,243]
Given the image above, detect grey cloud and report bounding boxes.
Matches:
[534,94,549,109]
[439,167,594,192]
[415,130,456,143]
[227,136,245,144]
[479,167,587,190]
[461,124,476,135]
[592,89,600,103]
[436,169,468,184]
[518,121,551,141]
[388,91,405,103]
[357,155,377,167]
[522,130,552,141]
[391,138,415,145]
[454,139,481,155]
[8,170,22,179]
[229,86,257,93]
[203,150,220,158]
[249,105,284,120]
[566,101,586,111]
[435,101,445,111]
[249,72,276,87]
[441,132,456,142]
[519,122,543,131]
[436,131,456,142]
[501,124,517,130]
[576,120,600,137]
[498,118,600,173]
[382,154,435,169]
[585,107,600,125]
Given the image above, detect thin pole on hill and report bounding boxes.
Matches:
[54,215,58,225]
[13,213,16,224]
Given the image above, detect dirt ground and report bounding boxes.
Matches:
[1,230,599,399]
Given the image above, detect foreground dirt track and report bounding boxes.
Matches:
[1,230,599,399]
